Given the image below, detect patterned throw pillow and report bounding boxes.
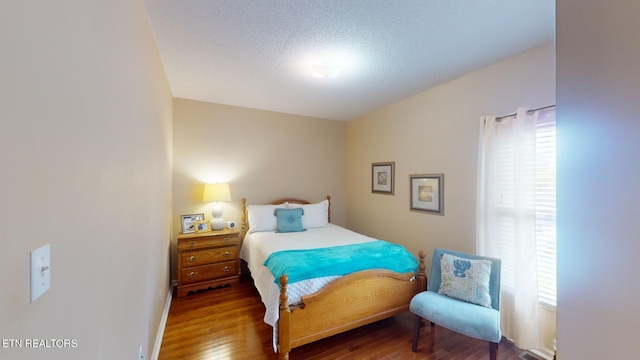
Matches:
[438,253,492,308]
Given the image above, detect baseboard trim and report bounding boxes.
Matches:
[151,284,174,360]
[530,348,554,360]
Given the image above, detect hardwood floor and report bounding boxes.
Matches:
[158,279,524,359]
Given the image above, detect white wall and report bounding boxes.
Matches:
[556,0,640,358]
[0,1,173,359]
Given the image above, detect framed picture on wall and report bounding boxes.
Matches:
[180,213,205,234]
[410,174,444,215]
[372,162,395,195]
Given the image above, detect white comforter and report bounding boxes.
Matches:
[239,224,378,329]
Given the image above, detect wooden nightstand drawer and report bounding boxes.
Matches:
[179,246,237,267]
[180,260,238,285]
[177,234,238,250]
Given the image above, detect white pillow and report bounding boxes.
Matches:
[288,200,329,229]
[247,203,288,234]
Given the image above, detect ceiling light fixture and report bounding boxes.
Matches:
[312,62,342,78]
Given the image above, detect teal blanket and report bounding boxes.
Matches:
[263,240,418,285]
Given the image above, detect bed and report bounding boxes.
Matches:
[239,196,426,360]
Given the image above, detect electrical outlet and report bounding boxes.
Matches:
[138,345,143,360]
[158,290,163,305]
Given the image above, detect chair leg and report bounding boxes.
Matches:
[489,342,498,360]
[412,315,422,352]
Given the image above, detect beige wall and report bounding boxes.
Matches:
[346,43,555,258]
[172,98,346,280]
[346,43,556,352]
[0,1,173,360]
[557,0,640,358]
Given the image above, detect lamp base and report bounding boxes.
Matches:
[210,202,226,230]
[210,217,226,231]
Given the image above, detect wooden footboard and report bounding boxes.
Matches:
[277,251,427,360]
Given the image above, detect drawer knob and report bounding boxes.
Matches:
[188,241,197,247]
[187,271,198,278]
[187,255,197,262]
[223,251,231,257]
[223,237,230,243]
[223,266,231,272]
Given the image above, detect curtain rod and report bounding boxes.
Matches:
[495,105,556,121]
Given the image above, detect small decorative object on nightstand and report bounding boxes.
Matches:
[176,228,240,297]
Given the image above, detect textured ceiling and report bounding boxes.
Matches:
[145,1,554,121]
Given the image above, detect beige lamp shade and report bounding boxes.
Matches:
[202,183,231,203]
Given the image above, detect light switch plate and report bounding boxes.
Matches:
[31,244,51,302]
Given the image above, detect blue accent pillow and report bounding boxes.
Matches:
[274,208,305,233]
[438,253,492,307]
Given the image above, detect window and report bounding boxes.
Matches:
[493,108,556,307]
[478,107,556,348]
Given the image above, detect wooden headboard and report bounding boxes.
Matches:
[240,195,331,240]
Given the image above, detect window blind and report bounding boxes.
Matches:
[535,109,557,307]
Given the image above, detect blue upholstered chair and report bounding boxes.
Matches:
[410,248,502,360]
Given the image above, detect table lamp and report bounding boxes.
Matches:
[202,183,231,230]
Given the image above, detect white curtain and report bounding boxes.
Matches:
[476,108,542,350]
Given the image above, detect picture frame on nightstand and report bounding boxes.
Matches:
[180,213,205,234]
[194,220,212,233]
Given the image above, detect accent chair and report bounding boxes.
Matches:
[410,248,502,360]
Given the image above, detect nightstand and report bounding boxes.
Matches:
[176,228,240,297]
